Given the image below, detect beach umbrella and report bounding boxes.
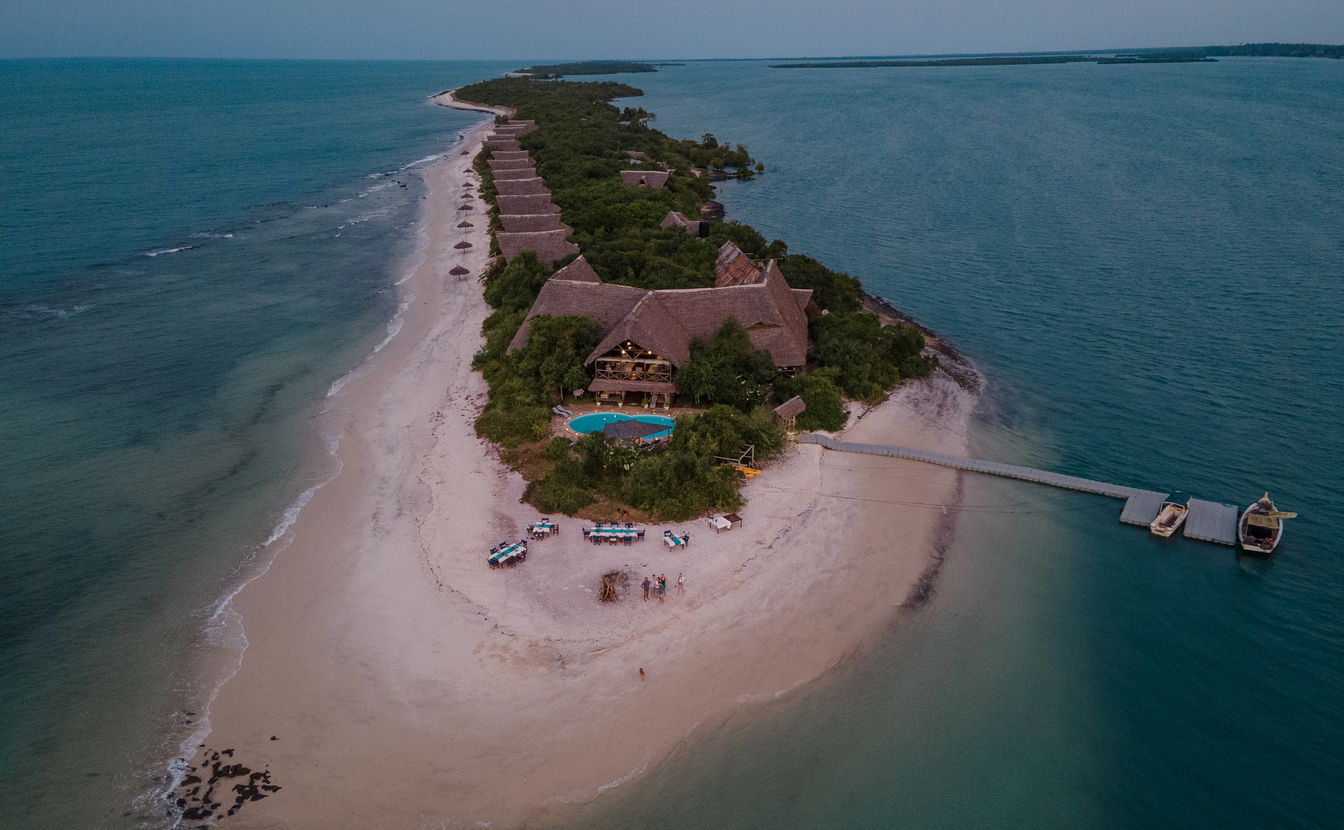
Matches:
[454,241,472,249]
[457,221,473,228]
[458,204,473,210]
[449,266,470,276]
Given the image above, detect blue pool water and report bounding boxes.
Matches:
[569,412,676,436]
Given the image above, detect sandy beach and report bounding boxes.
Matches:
[183,95,976,828]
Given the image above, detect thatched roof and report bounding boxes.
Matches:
[507,278,647,352]
[625,150,651,161]
[488,157,535,171]
[490,150,531,161]
[714,242,762,287]
[485,137,521,150]
[660,211,709,237]
[551,255,601,283]
[493,120,537,135]
[449,265,470,276]
[510,254,812,369]
[602,419,671,441]
[773,396,807,420]
[499,213,571,233]
[456,220,474,228]
[496,230,579,264]
[494,178,551,196]
[492,166,539,181]
[454,240,472,249]
[496,195,560,214]
[620,170,670,188]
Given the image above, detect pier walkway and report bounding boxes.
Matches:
[797,433,1238,546]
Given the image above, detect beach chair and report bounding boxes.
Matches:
[637,530,646,541]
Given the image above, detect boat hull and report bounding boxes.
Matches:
[1238,496,1282,554]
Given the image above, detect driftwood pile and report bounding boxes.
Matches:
[599,571,628,602]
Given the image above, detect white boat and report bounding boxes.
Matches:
[1149,494,1190,537]
[1238,493,1295,554]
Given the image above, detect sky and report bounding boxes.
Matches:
[2,0,1341,60]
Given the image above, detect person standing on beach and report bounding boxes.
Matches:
[641,575,651,601]
[676,572,686,596]
[658,574,667,603]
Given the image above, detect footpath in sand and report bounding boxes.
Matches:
[190,100,976,829]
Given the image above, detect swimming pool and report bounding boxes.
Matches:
[568,412,676,438]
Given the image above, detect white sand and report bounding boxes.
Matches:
[190,95,976,829]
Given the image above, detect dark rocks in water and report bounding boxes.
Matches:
[262,784,281,792]
[86,772,99,777]
[182,774,201,786]
[699,200,725,221]
[270,735,278,741]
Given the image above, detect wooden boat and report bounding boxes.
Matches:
[1238,493,1295,554]
[1149,494,1190,537]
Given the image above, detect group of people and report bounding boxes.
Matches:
[641,572,686,603]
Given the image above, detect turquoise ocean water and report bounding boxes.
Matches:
[2,57,1341,828]
[0,59,513,827]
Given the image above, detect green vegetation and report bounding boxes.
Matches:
[518,61,658,77]
[526,406,786,520]
[673,320,776,409]
[812,311,935,401]
[457,76,938,517]
[773,370,848,431]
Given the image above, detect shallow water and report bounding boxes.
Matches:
[561,57,1344,828]
[0,58,512,828]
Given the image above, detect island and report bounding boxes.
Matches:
[168,74,977,828]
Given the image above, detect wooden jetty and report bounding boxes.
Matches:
[797,433,1238,546]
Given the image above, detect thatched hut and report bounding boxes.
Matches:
[495,230,579,264]
[619,170,670,188]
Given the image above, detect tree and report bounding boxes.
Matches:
[513,314,601,401]
[773,369,848,431]
[673,319,776,409]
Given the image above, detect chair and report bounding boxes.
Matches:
[624,522,634,529]
[637,530,646,540]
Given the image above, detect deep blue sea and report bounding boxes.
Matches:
[2,57,1341,829]
[559,58,1344,829]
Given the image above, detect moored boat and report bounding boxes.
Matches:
[1149,494,1190,537]
[1238,493,1295,554]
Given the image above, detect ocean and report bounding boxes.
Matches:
[0,58,513,828]
[556,58,1344,828]
[2,56,1341,828]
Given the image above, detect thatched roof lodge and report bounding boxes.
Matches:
[492,120,537,135]
[490,150,532,161]
[491,166,538,181]
[488,157,536,171]
[660,210,709,238]
[509,246,812,405]
[496,230,580,264]
[499,213,571,233]
[485,136,521,150]
[494,178,551,196]
[495,195,561,214]
[620,170,670,188]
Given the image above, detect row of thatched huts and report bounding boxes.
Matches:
[484,121,580,265]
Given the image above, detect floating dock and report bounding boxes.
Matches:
[798,433,1239,546]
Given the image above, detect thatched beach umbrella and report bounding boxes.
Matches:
[454,240,472,249]
[449,266,470,276]
[458,204,473,210]
[457,221,474,228]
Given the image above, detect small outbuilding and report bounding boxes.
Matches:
[620,170,670,188]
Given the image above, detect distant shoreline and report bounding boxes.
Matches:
[771,42,1343,69]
